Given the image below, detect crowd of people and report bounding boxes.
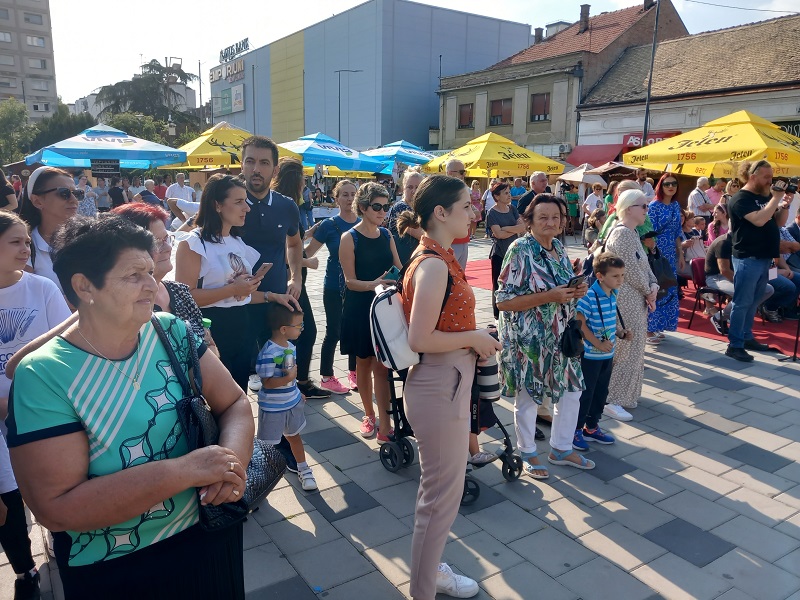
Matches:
[0,145,796,600]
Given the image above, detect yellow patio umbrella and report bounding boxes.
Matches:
[162,122,260,170]
[423,133,564,177]
[624,111,800,177]
[301,165,373,179]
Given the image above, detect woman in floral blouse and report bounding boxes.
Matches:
[496,194,594,479]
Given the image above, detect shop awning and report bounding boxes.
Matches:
[565,144,627,168]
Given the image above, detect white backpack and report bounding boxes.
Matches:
[369,251,452,371]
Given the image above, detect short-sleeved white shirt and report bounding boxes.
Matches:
[27,227,61,291]
[166,183,195,203]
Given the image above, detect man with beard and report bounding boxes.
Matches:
[238,137,330,400]
[725,160,789,362]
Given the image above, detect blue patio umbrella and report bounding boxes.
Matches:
[25,124,187,169]
[278,133,386,173]
[363,140,434,165]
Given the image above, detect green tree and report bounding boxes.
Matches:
[0,99,37,165]
[95,59,200,126]
[105,113,169,145]
[30,102,96,150]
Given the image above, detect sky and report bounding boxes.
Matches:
[51,0,798,104]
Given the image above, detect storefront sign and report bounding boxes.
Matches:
[623,131,681,148]
[777,120,800,138]
[91,159,120,177]
[212,84,245,117]
[219,38,249,64]
[210,58,245,84]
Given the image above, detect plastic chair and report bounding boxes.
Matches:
[688,257,729,329]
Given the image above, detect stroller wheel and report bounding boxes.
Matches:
[399,437,415,467]
[379,442,403,473]
[502,454,524,481]
[461,476,481,506]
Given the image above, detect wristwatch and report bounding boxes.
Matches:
[264,291,270,303]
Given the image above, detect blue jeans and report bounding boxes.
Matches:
[765,274,800,311]
[729,257,770,348]
[299,209,313,231]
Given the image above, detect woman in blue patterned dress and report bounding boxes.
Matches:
[646,174,683,343]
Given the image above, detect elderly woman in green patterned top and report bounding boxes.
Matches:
[7,216,253,600]
[496,193,595,480]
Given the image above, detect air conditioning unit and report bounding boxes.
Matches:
[558,143,572,154]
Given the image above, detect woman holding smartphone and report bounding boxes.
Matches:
[339,183,401,442]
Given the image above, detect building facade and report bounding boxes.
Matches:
[576,14,800,162]
[207,0,534,149]
[433,0,687,158]
[0,0,57,121]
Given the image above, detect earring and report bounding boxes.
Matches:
[89,298,94,305]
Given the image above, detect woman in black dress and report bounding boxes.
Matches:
[339,183,401,442]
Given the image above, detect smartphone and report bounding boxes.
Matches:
[250,262,273,280]
[567,275,585,288]
[385,266,401,281]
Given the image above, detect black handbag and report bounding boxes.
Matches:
[541,248,584,358]
[151,316,286,531]
[647,248,678,299]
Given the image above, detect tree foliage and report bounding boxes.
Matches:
[0,99,37,165]
[105,113,170,146]
[95,59,200,125]
[30,103,96,150]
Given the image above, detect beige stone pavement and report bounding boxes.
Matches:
[5,234,800,600]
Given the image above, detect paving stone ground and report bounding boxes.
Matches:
[6,235,800,600]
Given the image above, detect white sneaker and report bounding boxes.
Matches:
[298,466,317,491]
[436,563,479,598]
[248,374,262,392]
[604,404,632,422]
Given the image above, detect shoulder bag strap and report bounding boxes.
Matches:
[401,250,452,313]
[150,315,192,396]
[593,290,607,335]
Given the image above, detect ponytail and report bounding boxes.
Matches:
[397,210,421,237]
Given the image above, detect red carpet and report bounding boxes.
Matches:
[465,259,799,356]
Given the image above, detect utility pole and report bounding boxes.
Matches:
[198,60,203,124]
[642,0,662,145]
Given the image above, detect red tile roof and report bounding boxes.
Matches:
[491,4,653,69]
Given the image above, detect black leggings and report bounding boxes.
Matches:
[295,286,317,382]
[201,305,253,392]
[491,254,504,319]
[0,489,35,575]
[321,288,356,376]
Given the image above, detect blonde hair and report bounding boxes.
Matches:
[615,189,647,218]
[333,179,356,198]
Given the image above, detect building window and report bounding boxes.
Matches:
[28,58,46,69]
[30,79,47,91]
[32,103,49,112]
[0,77,16,88]
[26,35,45,47]
[0,9,8,19]
[458,103,474,129]
[24,13,43,25]
[0,32,9,43]
[530,93,551,122]
[489,98,512,126]
[0,54,13,65]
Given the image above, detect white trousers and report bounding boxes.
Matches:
[514,389,582,454]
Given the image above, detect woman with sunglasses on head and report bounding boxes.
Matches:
[176,173,296,391]
[19,166,80,290]
[339,182,401,442]
[645,174,682,345]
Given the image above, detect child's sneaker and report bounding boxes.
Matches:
[583,426,615,444]
[348,370,358,390]
[298,466,317,491]
[320,376,349,394]
[572,429,589,451]
[360,415,376,438]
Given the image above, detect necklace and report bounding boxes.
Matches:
[77,328,141,390]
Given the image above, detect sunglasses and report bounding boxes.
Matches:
[39,187,84,200]
[369,203,392,212]
[748,160,770,174]
[662,181,678,187]
[637,204,649,209]
[286,322,305,331]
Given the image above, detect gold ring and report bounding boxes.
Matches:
[229,461,235,472]
[233,490,240,496]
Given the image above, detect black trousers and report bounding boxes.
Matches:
[295,286,317,382]
[491,254,503,320]
[321,287,356,376]
[56,522,244,600]
[0,489,34,575]
[201,305,253,392]
[577,357,614,430]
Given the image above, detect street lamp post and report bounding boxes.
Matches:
[334,69,362,143]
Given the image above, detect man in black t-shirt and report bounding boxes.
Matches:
[517,171,551,217]
[725,160,789,361]
[108,177,126,208]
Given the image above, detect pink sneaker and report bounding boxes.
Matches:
[348,370,358,390]
[360,416,376,438]
[320,376,349,394]
[376,429,395,445]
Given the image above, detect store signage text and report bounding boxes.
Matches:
[219,38,249,64]
[623,131,681,148]
[210,59,245,84]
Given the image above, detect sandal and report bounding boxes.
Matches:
[646,334,662,345]
[520,451,549,480]
[548,448,595,470]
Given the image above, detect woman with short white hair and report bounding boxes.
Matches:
[603,189,658,421]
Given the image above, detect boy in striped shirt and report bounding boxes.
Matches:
[256,305,317,491]
[573,253,629,450]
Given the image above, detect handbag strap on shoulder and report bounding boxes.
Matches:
[150,315,197,396]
